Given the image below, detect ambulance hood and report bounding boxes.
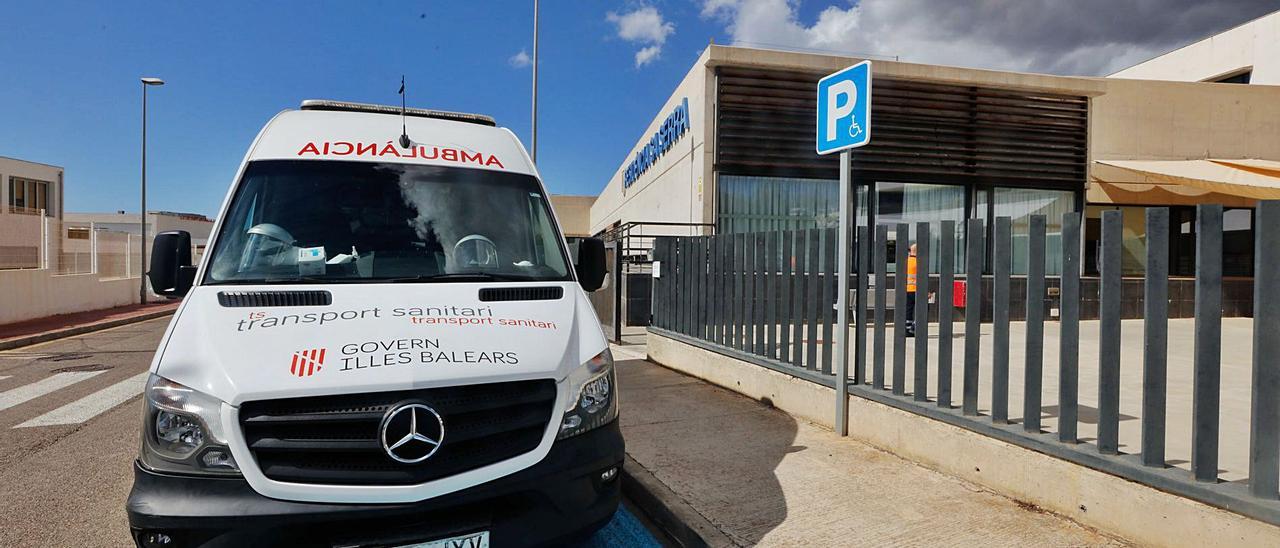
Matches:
[152,281,602,406]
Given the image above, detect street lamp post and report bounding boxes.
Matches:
[531,0,539,163]
[140,77,164,304]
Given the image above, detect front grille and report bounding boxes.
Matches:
[218,290,332,307]
[238,380,557,485]
[478,286,563,302]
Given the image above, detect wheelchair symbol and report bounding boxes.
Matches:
[848,120,864,140]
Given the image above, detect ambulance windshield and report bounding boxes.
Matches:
[204,160,572,284]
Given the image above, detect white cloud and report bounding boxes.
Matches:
[508,49,531,69]
[698,0,1278,76]
[607,6,675,68]
[635,45,662,67]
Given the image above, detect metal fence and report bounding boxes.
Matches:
[651,203,1280,525]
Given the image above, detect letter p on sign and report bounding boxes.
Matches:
[816,60,871,155]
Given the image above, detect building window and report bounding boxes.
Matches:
[717,175,839,233]
[67,227,91,240]
[1085,205,1253,278]
[8,176,52,215]
[978,188,1076,275]
[1212,70,1251,84]
[875,181,966,274]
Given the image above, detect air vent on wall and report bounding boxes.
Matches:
[478,286,564,302]
[217,290,333,307]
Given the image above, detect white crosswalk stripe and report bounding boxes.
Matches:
[17,372,150,428]
[0,371,106,412]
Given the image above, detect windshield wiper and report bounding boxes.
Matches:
[379,273,527,283]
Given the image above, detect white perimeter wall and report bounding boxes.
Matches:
[590,50,714,236]
[0,269,139,325]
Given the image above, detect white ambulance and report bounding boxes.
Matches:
[127,100,621,548]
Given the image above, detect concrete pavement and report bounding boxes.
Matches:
[612,339,1126,547]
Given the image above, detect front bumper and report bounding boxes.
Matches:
[126,419,624,548]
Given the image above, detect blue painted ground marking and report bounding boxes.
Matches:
[576,506,662,548]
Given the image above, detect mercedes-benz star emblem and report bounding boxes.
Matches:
[379,403,445,464]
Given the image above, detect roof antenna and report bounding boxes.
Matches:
[398,75,411,148]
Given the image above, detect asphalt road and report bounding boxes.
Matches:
[0,318,661,547]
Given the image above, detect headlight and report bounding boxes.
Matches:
[558,349,619,440]
[139,374,240,476]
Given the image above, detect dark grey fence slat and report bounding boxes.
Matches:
[781,230,794,364]
[938,221,955,408]
[696,237,706,340]
[745,234,757,351]
[1024,216,1047,432]
[1250,201,1280,497]
[1193,204,1222,482]
[762,231,773,358]
[822,227,837,375]
[675,238,685,335]
[721,234,731,347]
[1098,210,1123,454]
[1059,212,1081,443]
[736,233,748,351]
[793,230,808,369]
[755,233,767,355]
[893,223,909,396]
[807,228,822,371]
[914,222,931,402]
[701,236,711,340]
[655,238,667,329]
[963,219,984,416]
[993,217,1011,423]
[874,225,888,389]
[1143,208,1169,466]
[711,235,722,345]
[855,225,870,386]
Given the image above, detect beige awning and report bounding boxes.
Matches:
[1093,159,1280,201]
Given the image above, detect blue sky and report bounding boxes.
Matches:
[0,1,724,216]
[2,1,1267,217]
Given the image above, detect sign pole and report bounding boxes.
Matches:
[835,150,851,436]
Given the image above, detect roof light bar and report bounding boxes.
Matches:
[299,100,497,127]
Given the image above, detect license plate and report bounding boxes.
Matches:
[395,531,489,548]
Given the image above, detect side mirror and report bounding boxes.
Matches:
[570,237,607,292]
[149,231,197,299]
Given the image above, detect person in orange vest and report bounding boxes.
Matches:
[906,243,918,337]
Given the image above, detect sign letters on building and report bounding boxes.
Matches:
[624,98,690,188]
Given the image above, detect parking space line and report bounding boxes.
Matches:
[17,372,150,428]
[0,371,106,412]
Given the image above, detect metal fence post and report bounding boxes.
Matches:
[781,231,794,364]
[1142,208,1170,466]
[893,222,909,396]
[855,225,870,386]
[874,225,888,389]
[963,218,984,416]
[937,220,955,409]
[1024,215,1046,433]
[1251,200,1280,498]
[1059,212,1081,443]
[1192,204,1222,482]
[1098,210,1123,454]
[992,217,1011,423]
[914,222,930,402]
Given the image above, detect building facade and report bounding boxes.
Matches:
[592,45,1280,318]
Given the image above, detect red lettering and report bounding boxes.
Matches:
[484,155,505,168]
[379,143,401,157]
[461,151,482,164]
[332,142,354,155]
[441,149,458,162]
[404,146,418,158]
[297,142,321,156]
[356,142,377,156]
[421,146,439,160]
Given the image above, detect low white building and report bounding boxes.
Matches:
[1109,10,1280,84]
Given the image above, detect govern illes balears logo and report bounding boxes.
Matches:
[290,348,326,377]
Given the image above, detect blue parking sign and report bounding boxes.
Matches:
[816,61,871,155]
